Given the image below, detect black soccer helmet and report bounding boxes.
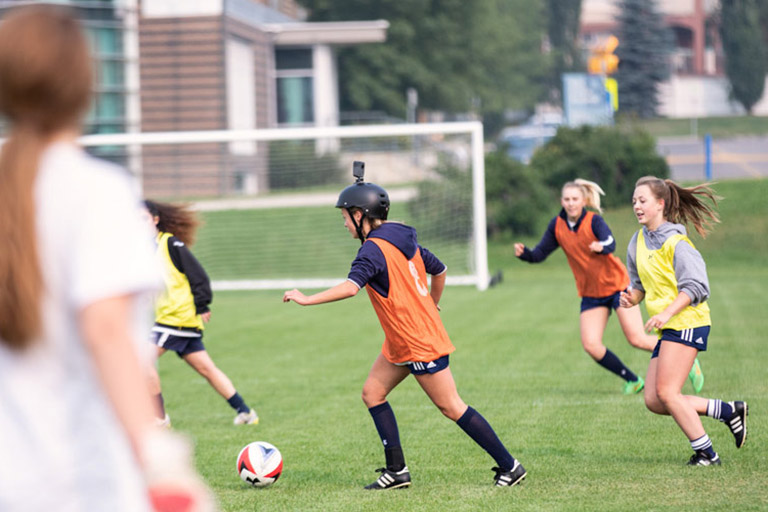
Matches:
[335,161,389,220]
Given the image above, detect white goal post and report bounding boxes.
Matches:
[79,122,489,291]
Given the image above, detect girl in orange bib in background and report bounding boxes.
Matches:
[283,165,526,489]
[514,179,703,394]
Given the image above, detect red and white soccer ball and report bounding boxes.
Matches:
[237,441,283,488]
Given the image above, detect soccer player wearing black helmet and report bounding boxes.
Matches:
[284,162,526,489]
[335,161,391,243]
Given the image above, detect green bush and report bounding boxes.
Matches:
[485,149,554,237]
[529,125,669,208]
[268,140,345,190]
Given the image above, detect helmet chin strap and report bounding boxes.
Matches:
[347,208,367,245]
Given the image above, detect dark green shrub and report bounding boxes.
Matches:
[529,125,669,208]
[485,149,554,237]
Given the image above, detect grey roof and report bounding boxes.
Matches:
[225,0,298,27]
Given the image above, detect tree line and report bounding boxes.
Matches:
[299,0,767,123]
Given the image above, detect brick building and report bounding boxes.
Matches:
[138,0,387,197]
[579,0,768,117]
[0,0,387,197]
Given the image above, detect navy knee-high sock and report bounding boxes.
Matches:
[369,402,405,471]
[456,406,516,470]
[226,392,251,413]
[597,349,638,382]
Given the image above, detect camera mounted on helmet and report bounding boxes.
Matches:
[336,161,390,244]
[353,160,365,183]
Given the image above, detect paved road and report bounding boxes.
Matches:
[658,135,768,182]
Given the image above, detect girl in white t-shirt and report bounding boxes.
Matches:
[0,6,213,511]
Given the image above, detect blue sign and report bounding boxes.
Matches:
[562,73,614,127]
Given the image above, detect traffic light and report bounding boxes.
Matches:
[588,35,619,75]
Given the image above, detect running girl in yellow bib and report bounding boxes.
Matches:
[620,176,747,466]
[144,200,258,427]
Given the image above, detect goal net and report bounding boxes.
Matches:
[80,122,489,291]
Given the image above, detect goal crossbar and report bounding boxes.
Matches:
[77,122,489,291]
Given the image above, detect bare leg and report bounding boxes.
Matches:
[147,346,167,419]
[644,354,709,416]
[653,342,710,440]
[361,353,410,408]
[182,350,236,400]
[615,305,657,351]
[147,346,166,396]
[413,367,468,421]
[580,307,610,360]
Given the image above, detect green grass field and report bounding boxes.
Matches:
[160,179,768,511]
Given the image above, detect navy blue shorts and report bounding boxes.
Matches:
[151,324,205,357]
[580,291,621,313]
[397,355,450,375]
[651,326,710,359]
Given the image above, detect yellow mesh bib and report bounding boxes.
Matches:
[636,230,710,332]
[154,232,203,329]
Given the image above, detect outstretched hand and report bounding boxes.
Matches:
[283,289,309,305]
[513,243,525,257]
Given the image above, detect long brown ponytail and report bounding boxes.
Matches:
[0,6,93,349]
[635,176,720,237]
[144,200,201,246]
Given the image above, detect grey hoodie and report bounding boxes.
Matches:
[626,222,710,306]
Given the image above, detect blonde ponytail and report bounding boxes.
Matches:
[564,179,605,214]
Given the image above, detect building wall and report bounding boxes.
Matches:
[140,16,226,132]
[658,75,768,117]
[139,14,270,197]
[581,0,718,76]
[581,0,714,25]
[580,0,768,118]
[225,16,274,129]
[222,16,274,195]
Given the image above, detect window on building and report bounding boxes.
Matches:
[90,26,123,56]
[76,4,132,139]
[276,48,314,125]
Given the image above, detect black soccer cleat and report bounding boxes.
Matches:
[726,401,748,449]
[687,450,721,466]
[492,460,527,487]
[363,466,411,490]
